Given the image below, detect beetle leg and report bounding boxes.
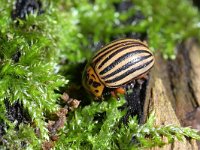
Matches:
[111,91,117,98]
[111,87,126,100]
[115,87,126,95]
[111,90,120,100]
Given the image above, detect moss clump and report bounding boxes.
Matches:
[0,0,67,148]
[55,98,200,149]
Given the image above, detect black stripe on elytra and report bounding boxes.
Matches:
[97,44,151,70]
[93,39,146,58]
[101,54,152,79]
[105,59,154,83]
[109,69,151,88]
[99,50,151,75]
[93,42,141,65]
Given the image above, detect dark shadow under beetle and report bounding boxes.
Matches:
[120,77,148,125]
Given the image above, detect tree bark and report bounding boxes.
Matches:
[143,39,200,150]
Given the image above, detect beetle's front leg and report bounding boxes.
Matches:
[111,87,126,100]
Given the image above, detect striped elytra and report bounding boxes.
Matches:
[92,39,154,88]
[82,38,155,98]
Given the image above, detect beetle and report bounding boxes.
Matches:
[82,38,155,99]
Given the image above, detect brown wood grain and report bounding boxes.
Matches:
[143,39,200,150]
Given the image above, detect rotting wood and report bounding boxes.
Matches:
[144,39,200,150]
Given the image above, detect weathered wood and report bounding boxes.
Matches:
[144,39,200,150]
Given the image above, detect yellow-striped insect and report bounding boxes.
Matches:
[82,39,155,99]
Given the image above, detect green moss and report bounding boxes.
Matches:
[55,99,200,149]
[0,123,41,149]
[134,0,200,59]
[55,98,125,149]
[0,0,67,147]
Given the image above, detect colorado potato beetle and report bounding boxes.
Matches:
[82,38,155,99]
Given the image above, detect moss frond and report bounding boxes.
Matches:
[55,98,200,149]
[0,0,67,144]
[0,123,41,150]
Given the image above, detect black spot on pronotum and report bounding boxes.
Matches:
[87,68,91,73]
[93,82,101,88]
[91,74,96,79]
[88,79,93,85]
[95,90,99,93]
